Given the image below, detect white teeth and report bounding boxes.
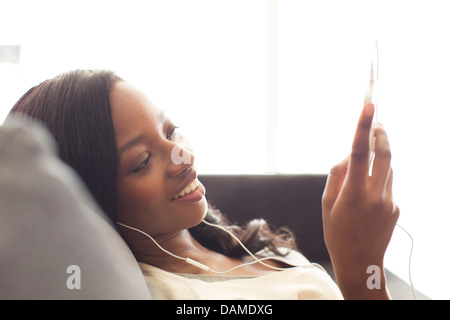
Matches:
[173,179,200,199]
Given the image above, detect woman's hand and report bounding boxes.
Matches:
[322,103,400,300]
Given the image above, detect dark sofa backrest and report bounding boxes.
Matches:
[198,174,330,263]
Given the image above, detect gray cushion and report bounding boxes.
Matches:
[0,115,151,299]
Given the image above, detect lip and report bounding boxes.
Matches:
[170,169,198,201]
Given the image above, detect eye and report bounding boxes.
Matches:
[130,153,151,174]
[166,125,180,142]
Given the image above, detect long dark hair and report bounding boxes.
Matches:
[8,69,297,257]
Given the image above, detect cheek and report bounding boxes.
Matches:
[116,177,166,226]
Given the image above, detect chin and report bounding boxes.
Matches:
[188,197,209,228]
[169,186,208,229]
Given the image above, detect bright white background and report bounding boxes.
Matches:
[1,0,449,299]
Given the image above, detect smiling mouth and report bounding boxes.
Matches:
[171,178,200,200]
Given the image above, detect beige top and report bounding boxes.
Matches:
[138,248,343,300]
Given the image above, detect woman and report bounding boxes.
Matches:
[9,69,399,300]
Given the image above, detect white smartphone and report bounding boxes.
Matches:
[364,41,378,122]
[365,41,378,169]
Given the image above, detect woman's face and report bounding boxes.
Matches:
[111,81,207,236]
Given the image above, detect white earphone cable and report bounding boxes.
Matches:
[200,219,292,271]
[116,221,294,274]
[116,222,187,261]
[395,223,416,300]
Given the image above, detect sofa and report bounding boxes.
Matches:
[0,116,426,299]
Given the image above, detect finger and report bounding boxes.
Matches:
[348,103,375,183]
[383,168,399,219]
[392,203,400,220]
[385,167,394,202]
[322,156,349,213]
[371,125,392,191]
